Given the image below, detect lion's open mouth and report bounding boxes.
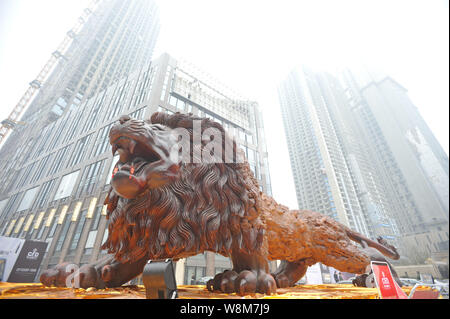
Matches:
[111,135,161,174]
[108,116,180,198]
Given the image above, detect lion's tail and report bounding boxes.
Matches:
[346,229,400,260]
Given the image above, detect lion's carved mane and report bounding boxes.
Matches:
[102,112,264,263]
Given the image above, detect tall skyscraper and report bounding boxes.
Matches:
[23,0,161,125]
[0,53,272,285]
[340,68,449,263]
[278,67,449,263]
[279,68,379,239]
[0,0,161,215]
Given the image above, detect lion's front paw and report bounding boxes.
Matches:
[40,262,77,287]
[207,269,277,295]
[40,262,104,289]
[272,272,291,288]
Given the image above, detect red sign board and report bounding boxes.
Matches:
[371,261,408,299]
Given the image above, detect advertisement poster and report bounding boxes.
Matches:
[7,239,48,282]
[371,261,407,299]
[0,236,25,282]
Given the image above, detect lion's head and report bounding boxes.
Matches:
[102,112,264,263]
[109,114,181,199]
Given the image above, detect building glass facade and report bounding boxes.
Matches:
[0,53,272,284]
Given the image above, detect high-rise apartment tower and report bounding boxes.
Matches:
[278,67,449,263]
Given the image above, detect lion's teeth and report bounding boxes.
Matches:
[129,139,137,155]
[112,144,118,156]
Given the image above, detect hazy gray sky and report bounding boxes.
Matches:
[0,0,448,209]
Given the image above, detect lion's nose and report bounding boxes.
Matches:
[119,115,131,124]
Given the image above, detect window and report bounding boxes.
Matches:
[177,99,186,111]
[47,115,71,151]
[36,216,47,240]
[84,206,102,254]
[77,160,106,196]
[47,212,60,238]
[2,193,23,220]
[247,149,256,164]
[82,96,103,132]
[54,212,72,252]
[34,179,57,209]
[169,95,177,107]
[0,219,10,236]
[69,209,88,252]
[67,134,93,168]
[84,230,97,254]
[30,154,53,184]
[63,107,85,143]
[0,198,8,220]
[16,187,39,211]
[54,171,80,200]
[14,162,37,190]
[92,124,113,157]
[90,206,102,231]
[31,126,53,159]
[48,144,72,176]
[123,77,138,110]
[105,81,128,121]
[247,133,254,144]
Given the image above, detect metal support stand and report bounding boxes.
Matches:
[142,259,178,299]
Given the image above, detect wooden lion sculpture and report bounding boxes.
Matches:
[40,112,400,295]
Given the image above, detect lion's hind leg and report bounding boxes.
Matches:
[272,258,316,288]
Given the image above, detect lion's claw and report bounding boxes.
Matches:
[220,270,238,293]
[207,269,276,295]
[40,262,103,289]
[272,272,291,288]
[257,272,277,294]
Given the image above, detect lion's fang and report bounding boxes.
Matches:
[112,167,119,178]
[129,139,137,155]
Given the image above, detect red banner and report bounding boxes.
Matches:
[371,261,407,299]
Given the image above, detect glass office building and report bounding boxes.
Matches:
[0,53,273,284]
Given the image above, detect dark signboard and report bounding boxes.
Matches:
[7,240,48,283]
